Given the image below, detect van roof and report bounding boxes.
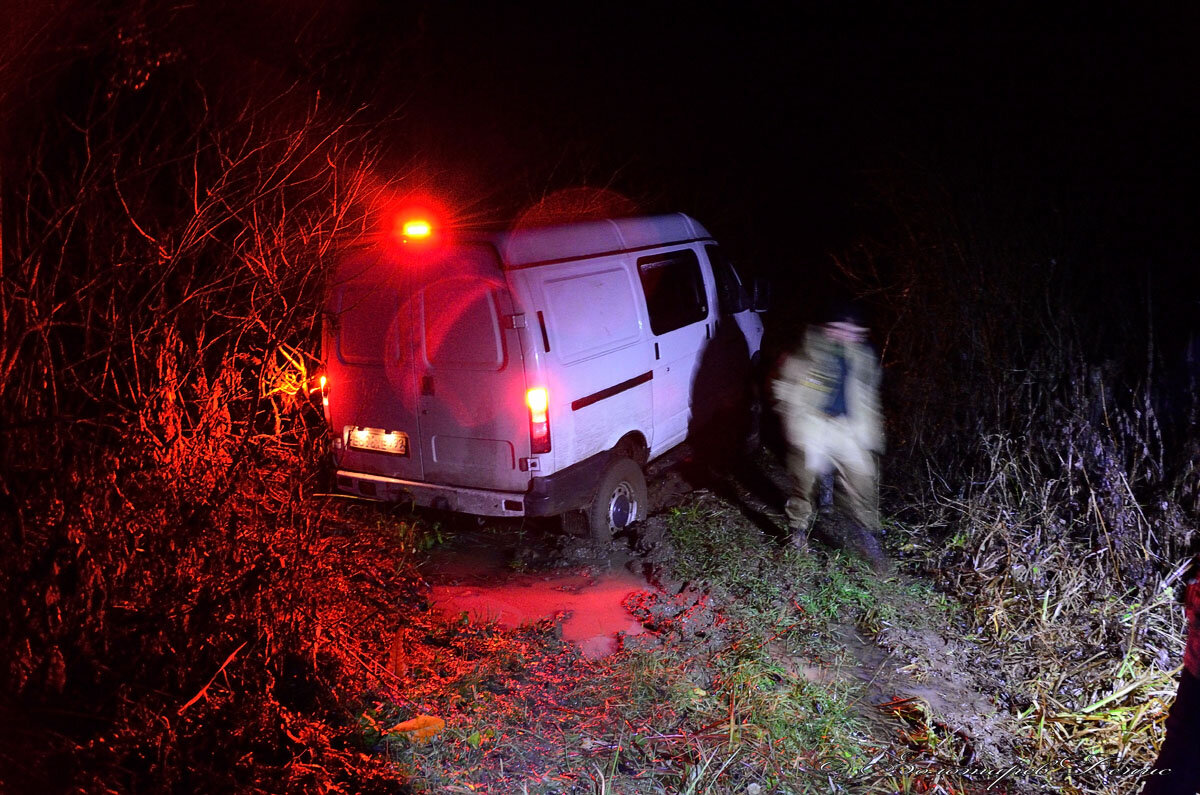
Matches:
[484,213,714,269]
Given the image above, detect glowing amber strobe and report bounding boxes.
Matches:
[402,219,432,238]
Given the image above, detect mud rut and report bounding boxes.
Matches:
[415,444,1021,772]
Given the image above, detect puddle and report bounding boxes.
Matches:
[410,449,703,659]
[429,566,654,658]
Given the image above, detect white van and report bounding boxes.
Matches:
[322,213,763,539]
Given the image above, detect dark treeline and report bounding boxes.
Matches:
[846,163,1200,567]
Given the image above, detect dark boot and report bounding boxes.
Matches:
[787,514,815,552]
[849,526,892,575]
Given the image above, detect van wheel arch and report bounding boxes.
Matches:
[613,433,649,466]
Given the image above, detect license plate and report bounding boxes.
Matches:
[347,426,409,456]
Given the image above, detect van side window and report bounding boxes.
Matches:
[637,249,708,335]
[705,245,749,315]
[422,277,505,370]
[336,286,397,365]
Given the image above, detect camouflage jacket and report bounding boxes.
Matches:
[771,327,884,454]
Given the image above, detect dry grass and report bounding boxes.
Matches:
[894,419,1193,793]
[0,9,412,788]
[825,170,1200,793]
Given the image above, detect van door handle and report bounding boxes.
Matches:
[420,375,434,396]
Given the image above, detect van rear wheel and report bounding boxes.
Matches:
[587,457,647,543]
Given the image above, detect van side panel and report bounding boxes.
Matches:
[511,256,654,475]
[542,267,641,361]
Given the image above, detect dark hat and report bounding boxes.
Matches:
[822,296,868,327]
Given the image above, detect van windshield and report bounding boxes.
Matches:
[706,245,749,314]
[333,243,505,368]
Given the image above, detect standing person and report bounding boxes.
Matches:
[1142,555,1200,793]
[771,301,888,571]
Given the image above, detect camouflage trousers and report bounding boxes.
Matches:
[784,417,879,534]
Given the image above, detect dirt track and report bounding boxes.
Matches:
[415,444,1024,777]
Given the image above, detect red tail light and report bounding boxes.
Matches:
[526,387,551,454]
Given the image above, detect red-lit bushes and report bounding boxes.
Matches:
[0,7,414,791]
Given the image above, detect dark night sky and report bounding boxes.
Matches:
[313,4,1199,290]
[9,1,1199,311]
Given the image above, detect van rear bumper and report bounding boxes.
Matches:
[335,470,527,517]
[337,451,612,519]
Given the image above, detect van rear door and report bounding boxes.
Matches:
[328,253,426,482]
[414,245,531,492]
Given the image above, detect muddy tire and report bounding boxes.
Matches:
[587,457,647,543]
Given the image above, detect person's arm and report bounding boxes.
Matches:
[856,344,885,454]
[772,355,802,404]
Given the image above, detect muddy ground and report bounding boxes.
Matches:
[408,445,1033,791]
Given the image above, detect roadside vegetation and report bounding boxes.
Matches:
[829,173,1199,793]
[349,417,1192,794]
[0,6,409,790]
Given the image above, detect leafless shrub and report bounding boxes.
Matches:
[0,13,418,790]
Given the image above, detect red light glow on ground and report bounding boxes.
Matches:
[431,569,652,659]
